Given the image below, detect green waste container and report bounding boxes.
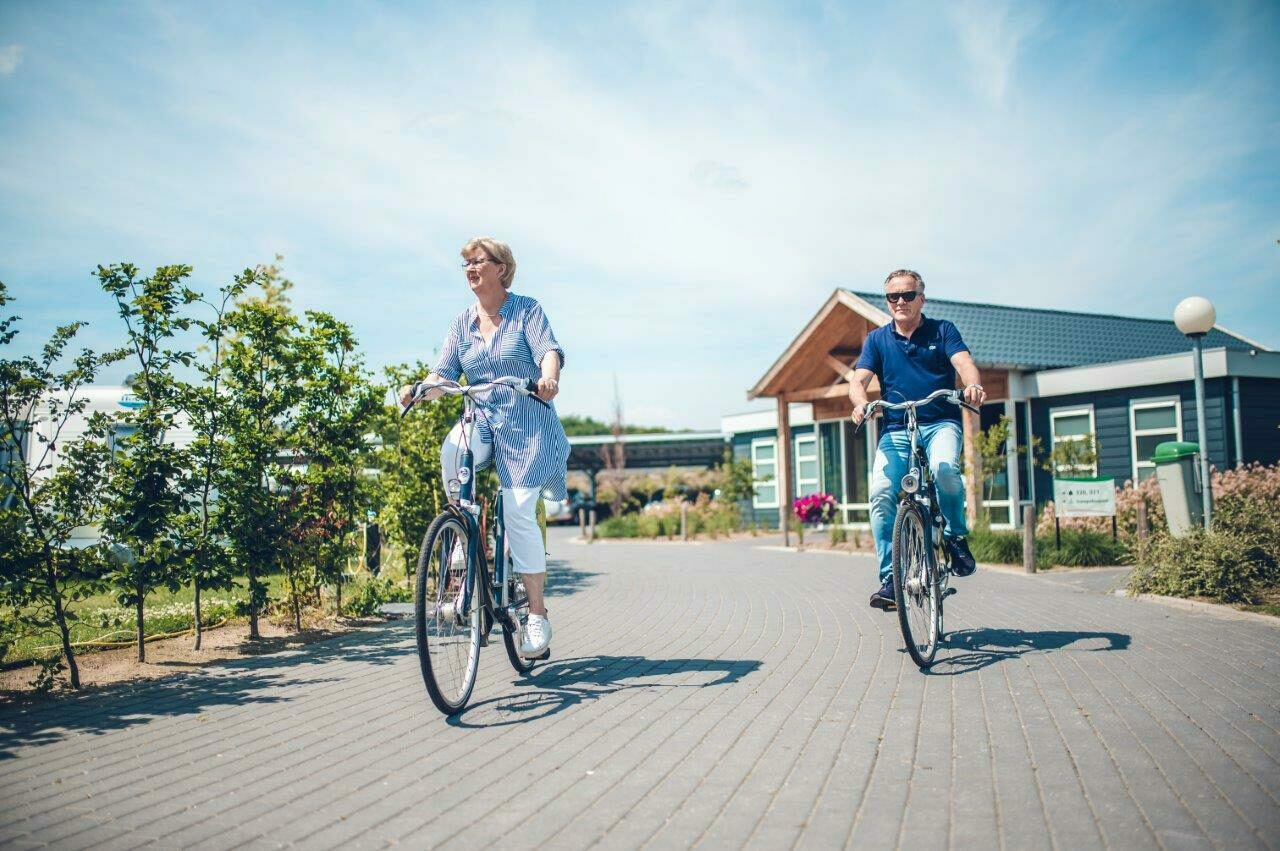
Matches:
[1152,441,1202,536]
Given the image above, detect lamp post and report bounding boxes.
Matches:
[1173,296,1215,529]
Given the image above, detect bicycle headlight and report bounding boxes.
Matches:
[901,470,920,494]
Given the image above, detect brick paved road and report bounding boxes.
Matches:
[2,528,1278,849]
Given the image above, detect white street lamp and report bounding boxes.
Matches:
[1174,296,1215,529]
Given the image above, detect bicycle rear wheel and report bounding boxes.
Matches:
[892,500,940,668]
[416,513,482,715]
[502,568,537,675]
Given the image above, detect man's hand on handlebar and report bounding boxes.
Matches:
[962,383,987,407]
[851,402,871,426]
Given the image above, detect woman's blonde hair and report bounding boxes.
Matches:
[462,237,517,289]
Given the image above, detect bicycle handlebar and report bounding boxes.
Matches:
[400,376,550,417]
[853,389,980,434]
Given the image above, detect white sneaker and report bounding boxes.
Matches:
[520,614,552,658]
[449,541,466,569]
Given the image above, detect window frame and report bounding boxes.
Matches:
[750,437,779,509]
[1049,404,1097,477]
[1129,396,1182,484]
[794,433,820,499]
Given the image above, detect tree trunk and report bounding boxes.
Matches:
[193,577,202,650]
[50,568,81,690]
[288,569,301,632]
[135,587,146,663]
[335,576,343,621]
[248,562,261,640]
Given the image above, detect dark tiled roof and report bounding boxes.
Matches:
[846,291,1258,370]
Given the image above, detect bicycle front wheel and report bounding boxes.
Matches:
[892,500,940,668]
[416,513,482,715]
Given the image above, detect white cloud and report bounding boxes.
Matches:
[0,3,1275,428]
[946,1,1044,105]
[0,44,22,76]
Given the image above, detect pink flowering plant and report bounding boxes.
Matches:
[793,492,838,525]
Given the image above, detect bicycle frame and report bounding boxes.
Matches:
[426,388,531,632]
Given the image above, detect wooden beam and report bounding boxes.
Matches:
[1005,399,1021,528]
[782,376,881,402]
[783,383,852,403]
[963,406,982,529]
[777,397,794,546]
[824,354,855,382]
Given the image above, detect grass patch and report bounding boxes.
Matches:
[2,564,407,666]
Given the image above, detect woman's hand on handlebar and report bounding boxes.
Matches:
[535,376,560,402]
[399,379,447,408]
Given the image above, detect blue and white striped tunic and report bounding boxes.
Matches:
[435,293,571,500]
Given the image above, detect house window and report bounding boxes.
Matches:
[795,434,819,498]
[751,438,778,508]
[1130,398,1181,483]
[1049,406,1097,476]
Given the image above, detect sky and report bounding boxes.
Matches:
[1,0,1278,429]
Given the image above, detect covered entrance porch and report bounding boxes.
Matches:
[745,290,1029,545]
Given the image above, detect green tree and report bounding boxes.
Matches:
[97,264,200,662]
[279,312,381,624]
[220,288,301,639]
[1043,433,1098,477]
[0,282,113,689]
[376,362,461,572]
[714,449,756,504]
[180,274,249,648]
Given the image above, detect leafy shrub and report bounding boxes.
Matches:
[966,527,1024,564]
[595,495,740,539]
[1130,528,1276,603]
[967,526,1127,566]
[343,576,411,617]
[1047,529,1129,567]
[1129,462,1280,602]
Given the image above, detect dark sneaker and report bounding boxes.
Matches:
[947,536,977,577]
[869,579,897,610]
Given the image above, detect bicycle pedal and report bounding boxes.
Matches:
[944,588,958,598]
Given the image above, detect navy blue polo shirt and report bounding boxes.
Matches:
[855,315,970,433]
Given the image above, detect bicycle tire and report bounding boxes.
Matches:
[493,492,537,675]
[502,568,537,675]
[415,512,482,715]
[892,500,940,668]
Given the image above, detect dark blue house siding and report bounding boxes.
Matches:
[730,424,816,529]
[1030,379,1233,502]
[1239,377,1280,465]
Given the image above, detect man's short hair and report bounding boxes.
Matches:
[884,269,924,291]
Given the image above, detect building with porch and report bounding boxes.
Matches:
[728,290,1279,534]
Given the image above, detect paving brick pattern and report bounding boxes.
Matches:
[2,528,1278,849]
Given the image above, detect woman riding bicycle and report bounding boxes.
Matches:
[399,237,568,658]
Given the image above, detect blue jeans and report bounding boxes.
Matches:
[870,421,968,582]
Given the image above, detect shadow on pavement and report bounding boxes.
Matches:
[543,558,599,599]
[0,621,414,759]
[447,654,763,729]
[927,627,1131,676]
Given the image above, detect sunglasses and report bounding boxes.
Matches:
[885,291,920,304]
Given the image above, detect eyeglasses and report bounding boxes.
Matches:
[461,258,498,269]
[885,291,920,304]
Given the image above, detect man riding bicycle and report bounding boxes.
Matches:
[849,270,986,611]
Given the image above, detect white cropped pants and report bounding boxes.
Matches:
[441,420,546,575]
